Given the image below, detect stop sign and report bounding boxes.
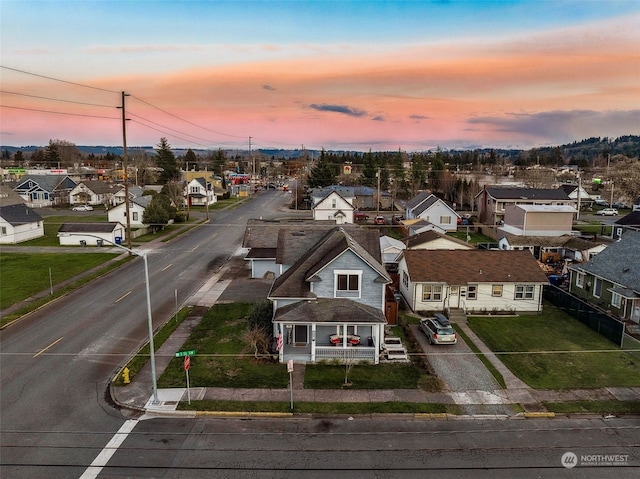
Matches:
[184,355,191,371]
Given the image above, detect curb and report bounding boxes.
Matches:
[522,412,556,418]
[196,411,294,418]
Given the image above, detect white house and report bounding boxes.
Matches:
[0,203,44,244]
[312,190,355,224]
[58,222,126,246]
[404,192,459,232]
[402,230,474,251]
[69,181,122,207]
[185,177,217,206]
[108,196,152,227]
[498,204,577,238]
[397,249,548,314]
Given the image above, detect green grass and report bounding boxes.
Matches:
[0,252,119,309]
[448,231,494,244]
[543,400,640,415]
[178,399,460,415]
[157,303,289,389]
[468,304,640,389]
[1,255,131,327]
[113,306,194,386]
[305,363,423,389]
[453,325,507,389]
[7,215,108,247]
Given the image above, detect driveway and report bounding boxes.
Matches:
[410,324,516,415]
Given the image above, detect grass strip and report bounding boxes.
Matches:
[543,400,640,415]
[1,255,131,328]
[454,325,507,389]
[178,399,460,415]
[112,306,194,386]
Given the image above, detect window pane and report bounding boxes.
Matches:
[348,275,358,291]
[338,274,347,290]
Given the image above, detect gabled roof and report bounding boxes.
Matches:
[311,185,355,199]
[481,186,570,201]
[402,230,472,249]
[571,230,640,292]
[406,191,432,210]
[273,298,387,324]
[15,174,76,192]
[312,190,354,210]
[269,227,390,299]
[0,203,43,225]
[74,180,116,195]
[401,249,549,284]
[58,222,123,233]
[615,211,640,228]
[0,185,26,207]
[243,219,333,249]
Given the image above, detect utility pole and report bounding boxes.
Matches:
[120,91,132,252]
[376,167,381,217]
[249,136,254,187]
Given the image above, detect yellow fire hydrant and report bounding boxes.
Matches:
[122,367,130,384]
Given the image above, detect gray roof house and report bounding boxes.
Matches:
[404,192,459,232]
[0,203,44,244]
[268,226,391,364]
[13,174,77,207]
[568,230,640,324]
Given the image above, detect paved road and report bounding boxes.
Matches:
[0,190,292,478]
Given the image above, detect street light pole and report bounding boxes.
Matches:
[61,233,159,404]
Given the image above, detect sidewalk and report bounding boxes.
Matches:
[111,266,640,417]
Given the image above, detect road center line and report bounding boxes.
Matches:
[115,291,132,303]
[33,336,63,358]
[191,245,199,251]
[79,419,138,479]
[162,263,173,271]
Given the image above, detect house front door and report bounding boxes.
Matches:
[449,286,459,309]
[294,325,308,345]
[632,301,640,324]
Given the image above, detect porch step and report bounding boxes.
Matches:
[448,309,468,323]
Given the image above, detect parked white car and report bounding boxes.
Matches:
[72,205,94,211]
[597,208,618,216]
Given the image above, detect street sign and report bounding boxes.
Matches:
[287,360,294,373]
[175,350,196,358]
[184,355,191,371]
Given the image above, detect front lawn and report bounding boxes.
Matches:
[0,252,119,309]
[305,363,422,390]
[468,304,640,389]
[158,303,289,389]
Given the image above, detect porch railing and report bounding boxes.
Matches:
[315,346,376,363]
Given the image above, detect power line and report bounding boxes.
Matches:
[0,90,116,108]
[0,65,120,94]
[0,104,119,120]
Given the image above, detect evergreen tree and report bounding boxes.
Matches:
[184,148,198,171]
[308,149,337,188]
[360,150,377,187]
[409,154,427,196]
[45,140,61,166]
[155,137,179,184]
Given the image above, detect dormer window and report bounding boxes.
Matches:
[334,269,362,298]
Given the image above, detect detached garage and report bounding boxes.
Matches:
[58,222,126,246]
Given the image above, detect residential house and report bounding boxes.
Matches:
[0,201,44,244]
[107,195,152,227]
[242,219,335,279]
[500,234,607,264]
[268,226,391,364]
[498,204,577,239]
[402,230,475,251]
[185,177,217,207]
[568,230,640,324]
[58,222,126,246]
[13,174,77,207]
[475,186,572,227]
[380,235,406,271]
[69,180,123,207]
[613,211,640,239]
[404,191,459,232]
[312,190,355,224]
[397,249,548,314]
[559,183,593,208]
[312,185,393,211]
[310,186,355,208]
[111,185,144,206]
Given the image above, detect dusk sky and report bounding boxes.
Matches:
[1,0,639,152]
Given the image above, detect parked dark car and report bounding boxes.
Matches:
[354,211,369,221]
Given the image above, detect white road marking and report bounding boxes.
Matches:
[115,291,132,303]
[191,245,199,251]
[79,419,138,479]
[33,337,63,358]
[162,263,173,271]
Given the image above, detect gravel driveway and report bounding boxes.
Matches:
[410,324,515,415]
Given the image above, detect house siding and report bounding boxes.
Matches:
[312,250,385,309]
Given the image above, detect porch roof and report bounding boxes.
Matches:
[273,298,387,324]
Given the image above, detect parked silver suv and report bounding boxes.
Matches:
[419,313,457,345]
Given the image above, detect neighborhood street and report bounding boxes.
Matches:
[1,190,638,478]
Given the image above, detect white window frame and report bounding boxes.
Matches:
[492,284,503,297]
[440,216,451,224]
[467,284,478,300]
[515,284,535,300]
[611,292,622,309]
[334,269,362,297]
[402,271,409,288]
[575,272,584,288]
[422,284,443,302]
[593,277,602,298]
